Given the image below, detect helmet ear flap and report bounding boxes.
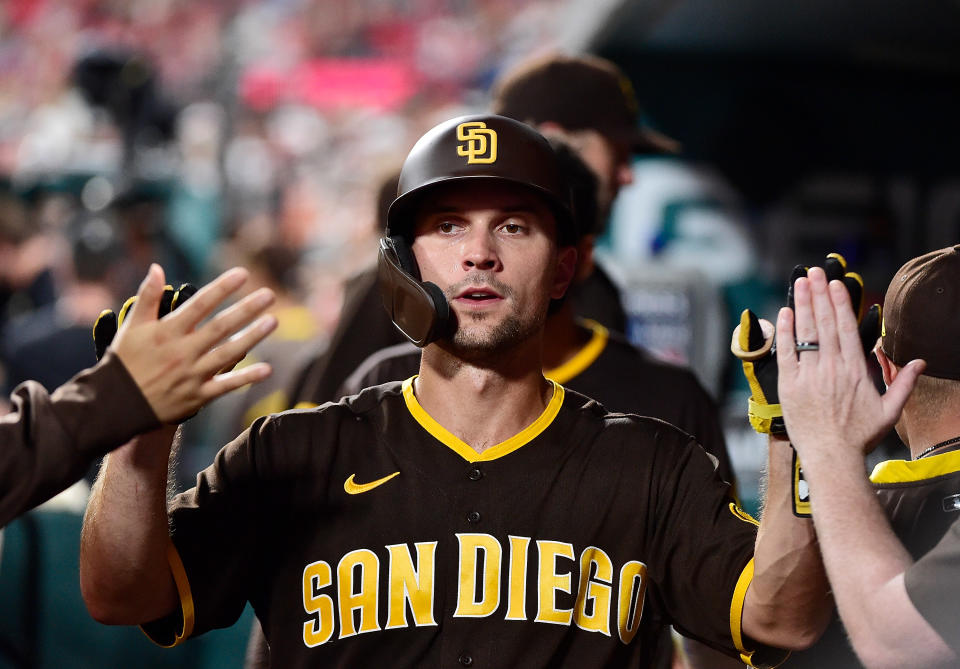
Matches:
[422,280,450,325]
[391,235,421,280]
[377,236,453,347]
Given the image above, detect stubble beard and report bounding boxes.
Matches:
[444,276,547,361]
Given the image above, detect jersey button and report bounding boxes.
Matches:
[466,511,481,523]
[458,653,473,666]
[467,468,483,481]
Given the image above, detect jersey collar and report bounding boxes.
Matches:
[544,319,608,385]
[401,376,565,463]
[870,447,960,484]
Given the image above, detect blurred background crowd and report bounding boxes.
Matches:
[1,0,959,666]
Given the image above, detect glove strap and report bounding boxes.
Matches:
[747,397,783,434]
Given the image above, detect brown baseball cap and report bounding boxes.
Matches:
[881,244,960,379]
[491,53,679,155]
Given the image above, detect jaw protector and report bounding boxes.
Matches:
[377,235,452,347]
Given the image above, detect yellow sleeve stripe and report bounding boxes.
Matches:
[544,319,608,384]
[140,541,196,648]
[730,557,755,665]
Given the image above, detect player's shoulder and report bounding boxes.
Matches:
[258,381,405,432]
[562,385,695,444]
[341,342,420,395]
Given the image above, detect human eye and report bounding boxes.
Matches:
[437,220,461,234]
[499,219,525,235]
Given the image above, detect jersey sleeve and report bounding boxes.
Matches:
[638,420,788,668]
[141,413,306,646]
[904,517,960,657]
[0,351,159,526]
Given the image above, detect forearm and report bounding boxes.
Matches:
[0,355,159,526]
[80,427,179,625]
[742,438,832,649]
[799,447,955,668]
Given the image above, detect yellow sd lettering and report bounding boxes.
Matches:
[456,121,498,164]
[385,542,438,629]
[454,533,502,617]
[536,540,576,625]
[302,560,334,647]
[337,549,382,638]
[505,535,530,620]
[618,561,648,644]
[574,546,613,636]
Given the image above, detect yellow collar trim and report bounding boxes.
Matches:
[544,319,608,385]
[402,376,565,463]
[870,449,960,484]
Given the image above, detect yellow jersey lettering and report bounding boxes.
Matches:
[505,535,530,621]
[302,560,334,647]
[454,533,502,617]
[617,561,648,644]
[385,542,438,629]
[337,549,382,638]
[573,546,613,636]
[535,540,575,625]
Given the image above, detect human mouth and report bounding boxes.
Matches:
[454,286,504,306]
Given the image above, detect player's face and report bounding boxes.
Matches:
[412,181,576,354]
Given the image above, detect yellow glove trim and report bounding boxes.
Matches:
[747,397,782,434]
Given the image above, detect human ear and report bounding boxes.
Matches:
[550,246,578,300]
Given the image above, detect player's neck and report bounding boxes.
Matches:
[416,338,554,454]
[901,410,960,459]
[542,303,592,370]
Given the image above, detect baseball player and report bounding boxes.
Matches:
[242,139,736,669]
[340,138,736,487]
[79,115,831,668]
[772,247,960,667]
[0,264,276,527]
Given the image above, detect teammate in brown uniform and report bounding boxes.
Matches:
[771,246,960,668]
[79,115,831,668]
[0,264,276,527]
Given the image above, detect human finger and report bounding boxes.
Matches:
[122,264,165,326]
[792,275,819,359]
[807,267,840,357]
[165,267,250,333]
[195,315,277,378]
[776,307,799,377]
[829,280,865,362]
[189,287,275,355]
[199,362,273,402]
[881,359,926,428]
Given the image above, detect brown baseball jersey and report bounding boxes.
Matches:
[786,445,960,667]
[142,380,782,668]
[0,351,159,526]
[339,319,735,485]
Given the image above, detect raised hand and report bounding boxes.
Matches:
[777,267,925,463]
[110,264,278,423]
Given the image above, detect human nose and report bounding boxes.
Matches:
[461,227,501,272]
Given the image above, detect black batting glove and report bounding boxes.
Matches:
[93,283,198,361]
[731,253,881,437]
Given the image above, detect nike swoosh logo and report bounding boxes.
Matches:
[344,472,400,495]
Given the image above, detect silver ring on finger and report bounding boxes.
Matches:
[795,341,820,352]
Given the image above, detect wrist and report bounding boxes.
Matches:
[110,426,178,472]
